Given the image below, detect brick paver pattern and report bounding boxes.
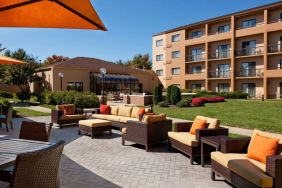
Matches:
[0,116,230,188]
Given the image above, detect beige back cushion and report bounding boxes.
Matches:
[111,106,119,116]
[196,115,220,129]
[248,129,282,155]
[145,108,150,113]
[142,113,166,124]
[118,106,133,117]
[131,107,141,118]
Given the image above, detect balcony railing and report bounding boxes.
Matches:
[268,17,282,24]
[236,22,264,30]
[268,44,282,53]
[208,50,231,59]
[236,46,264,57]
[186,54,206,62]
[236,68,264,77]
[208,70,231,78]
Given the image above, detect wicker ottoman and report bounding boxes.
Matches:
[78,119,112,139]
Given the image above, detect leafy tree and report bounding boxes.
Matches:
[116,54,152,70]
[0,44,9,83]
[170,85,181,105]
[43,55,69,66]
[4,49,41,101]
[153,85,162,105]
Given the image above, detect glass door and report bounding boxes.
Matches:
[217,64,230,78]
[241,83,256,98]
[241,62,256,77]
[191,48,202,61]
[217,44,230,58]
[242,40,256,55]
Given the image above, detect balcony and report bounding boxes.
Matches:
[268,17,282,24]
[268,44,282,54]
[236,68,264,77]
[186,54,206,62]
[235,46,264,57]
[208,70,231,79]
[185,71,206,80]
[208,50,231,60]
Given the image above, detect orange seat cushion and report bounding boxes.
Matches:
[189,118,207,135]
[247,133,279,164]
[100,105,111,115]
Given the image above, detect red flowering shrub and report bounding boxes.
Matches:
[192,96,225,106]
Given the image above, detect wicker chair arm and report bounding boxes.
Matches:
[220,137,251,153]
[51,110,63,123]
[266,155,282,185]
[127,120,147,126]
[196,127,229,141]
[174,122,193,132]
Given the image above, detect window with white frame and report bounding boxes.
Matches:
[156,39,163,47]
[171,34,180,42]
[172,51,180,58]
[171,67,180,75]
[156,69,163,76]
[156,54,163,61]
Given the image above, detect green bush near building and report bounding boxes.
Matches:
[153,85,162,105]
[170,86,181,105]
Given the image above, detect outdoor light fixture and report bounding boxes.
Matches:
[100,68,107,104]
[58,72,64,91]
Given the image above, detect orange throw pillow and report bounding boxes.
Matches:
[247,134,279,164]
[189,118,207,135]
[100,105,111,115]
[138,108,145,116]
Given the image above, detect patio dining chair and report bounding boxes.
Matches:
[0,102,14,132]
[19,121,53,142]
[0,140,65,188]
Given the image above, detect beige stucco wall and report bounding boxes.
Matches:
[268,31,282,45]
[185,26,205,39]
[235,79,264,98]
[268,55,282,69]
[209,20,231,35]
[236,34,264,49]
[269,8,282,22]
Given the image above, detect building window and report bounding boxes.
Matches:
[156,69,163,76]
[191,66,202,74]
[191,31,202,38]
[172,67,180,75]
[280,82,282,98]
[171,34,180,42]
[156,39,163,47]
[67,82,83,92]
[241,19,256,29]
[191,84,201,90]
[218,24,230,33]
[217,44,230,58]
[156,54,163,61]
[241,83,256,98]
[191,48,203,61]
[241,62,256,77]
[218,83,230,92]
[241,40,256,56]
[172,51,180,58]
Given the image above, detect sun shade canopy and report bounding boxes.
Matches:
[94,74,139,82]
[0,0,107,30]
[0,55,25,65]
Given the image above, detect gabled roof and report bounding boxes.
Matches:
[153,1,282,37]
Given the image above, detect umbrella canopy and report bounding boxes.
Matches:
[0,55,25,65]
[0,0,107,30]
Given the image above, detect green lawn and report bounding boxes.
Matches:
[154,100,282,134]
[13,108,50,117]
[39,104,56,110]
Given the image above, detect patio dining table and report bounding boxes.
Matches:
[0,137,53,170]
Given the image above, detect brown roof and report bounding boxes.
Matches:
[37,57,155,75]
[153,1,282,37]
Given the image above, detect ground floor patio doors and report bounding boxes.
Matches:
[241,83,256,98]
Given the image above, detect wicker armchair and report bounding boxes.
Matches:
[211,137,282,188]
[168,118,228,165]
[122,119,172,151]
[0,102,14,132]
[0,140,65,188]
[19,121,53,142]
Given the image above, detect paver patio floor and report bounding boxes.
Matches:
[0,116,231,188]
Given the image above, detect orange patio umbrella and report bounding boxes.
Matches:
[0,55,25,65]
[0,0,107,31]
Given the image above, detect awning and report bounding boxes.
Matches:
[94,74,139,82]
[0,55,25,65]
[0,0,107,30]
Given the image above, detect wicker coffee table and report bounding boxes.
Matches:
[78,119,112,139]
[201,135,229,167]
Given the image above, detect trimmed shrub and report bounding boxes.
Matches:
[217,91,248,99]
[170,86,181,105]
[16,91,31,102]
[74,94,100,109]
[158,101,169,107]
[192,96,225,106]
[192,98,204,106]
[0,97,9,113]
[153,85,163,105]
[0,91,13,98]
[166,85,173,103]
[176,100,189,108]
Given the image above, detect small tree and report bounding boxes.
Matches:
[166,85,173,104]
[153,85,162,105]
[170,85,181,105]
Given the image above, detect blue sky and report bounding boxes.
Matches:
[0,0,279,62]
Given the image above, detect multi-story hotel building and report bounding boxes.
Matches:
[152,1,282,99]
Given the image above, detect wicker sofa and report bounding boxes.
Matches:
[51,104,86,128]
[168,116,229,164]
[92,105,150,129]
[211,129,282,188]
[121,114,172,151]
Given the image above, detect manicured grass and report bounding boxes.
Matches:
[40,104,56,110]
[154,100,282,134]
[229,133,249,138]
[13,108,50,117]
